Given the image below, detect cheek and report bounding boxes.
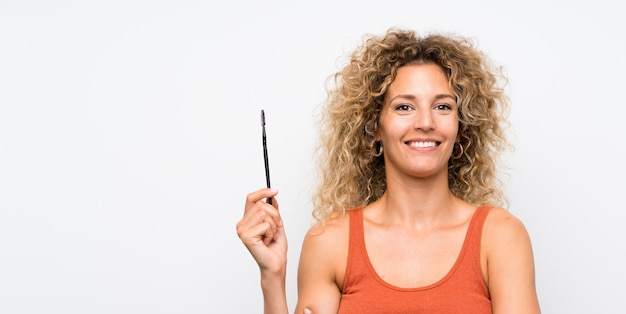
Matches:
[452,124,460,138]
[444,117,460,137]
[379,119,412,142]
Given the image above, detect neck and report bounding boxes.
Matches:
[372,170,460,229]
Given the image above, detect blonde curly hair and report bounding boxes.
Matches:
[312,28,510,222]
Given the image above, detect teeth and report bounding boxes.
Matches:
[408,141,437,148]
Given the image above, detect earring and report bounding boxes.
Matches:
[452,141,464,160]
[373,141,383,157]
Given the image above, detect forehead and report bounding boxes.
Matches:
[383,64,452,103]
[390,64,449,90]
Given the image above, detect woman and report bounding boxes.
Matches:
[237,28,540,313]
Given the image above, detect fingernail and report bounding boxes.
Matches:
[304,308,312,314]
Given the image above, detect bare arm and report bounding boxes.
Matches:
[294,222,345,314]
[484,208,541,314]
[236,188,289,314]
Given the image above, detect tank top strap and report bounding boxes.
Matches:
[467,205,493,241]
[348,207,363,237]
[464,205,493,275]
[342,207,365,293]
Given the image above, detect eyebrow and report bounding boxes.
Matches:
[389,93,457,102]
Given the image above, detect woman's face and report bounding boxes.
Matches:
[377,63,459,179]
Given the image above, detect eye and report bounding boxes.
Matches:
[395,104,412,111]
[393,104,414,115]
[434,103,453,111]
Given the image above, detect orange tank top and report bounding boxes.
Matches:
[338,206,493,313]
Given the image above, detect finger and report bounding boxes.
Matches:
[262,220,276,246]
[238,205,278,235]
[239,217,276,248]
[272,219,287,245]
[256,199,283,228]
[268,196,279,210]
[245,188,279,211]
[251,209,278,238]
[239,192,280,227]
[256,209,278,240]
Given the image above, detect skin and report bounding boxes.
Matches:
[236,188,288,314]
[237,64,540,313]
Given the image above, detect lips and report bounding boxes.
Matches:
[406,141,439,148]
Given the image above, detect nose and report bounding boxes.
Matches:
[412,108,435,131]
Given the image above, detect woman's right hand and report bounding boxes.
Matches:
[236,188,287,275]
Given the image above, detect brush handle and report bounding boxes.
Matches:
[261,110,272,205]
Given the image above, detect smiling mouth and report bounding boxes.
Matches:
[406,141,439,148]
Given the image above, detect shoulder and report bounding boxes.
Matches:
[481,207,541,313]
[298,210,352,280]
[295,211,351,313]
[481,206,532,261]
[300,211,351,264]
[482,207,530,245]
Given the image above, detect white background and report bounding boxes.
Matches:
[1,0,625,313]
